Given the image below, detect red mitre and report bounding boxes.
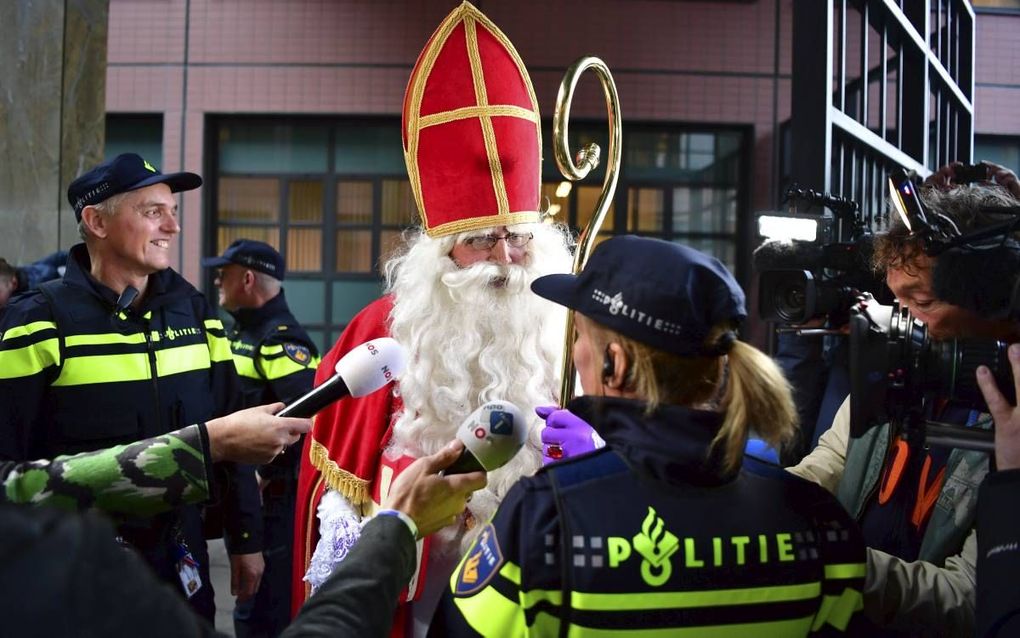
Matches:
[402,1,542,238]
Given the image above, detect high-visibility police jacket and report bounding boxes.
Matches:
[225,290,319,481]
[434,396,867,637]
[0,244,261,553]
[225,290,319,410]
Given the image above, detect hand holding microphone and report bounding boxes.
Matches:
[382,440,488,538]
[206,403,311,464]
[388,400,525,538]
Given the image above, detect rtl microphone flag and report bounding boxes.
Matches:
[444,401,527,475]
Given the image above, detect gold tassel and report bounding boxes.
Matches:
[308,438,371,505]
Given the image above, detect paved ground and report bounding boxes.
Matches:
[208,538,237,636]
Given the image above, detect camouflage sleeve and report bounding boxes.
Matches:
[0,423,213,518]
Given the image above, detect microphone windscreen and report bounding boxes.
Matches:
[335,337,407,397]
[753,240,825,270]
[455,401,526,472]
[932,241,1020,318]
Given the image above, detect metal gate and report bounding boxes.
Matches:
[790,0,974,235]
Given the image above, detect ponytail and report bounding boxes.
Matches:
[711,337,797,473]
[576,316,797,474]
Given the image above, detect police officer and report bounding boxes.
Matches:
[431,236,868,636]
[203,239,319,637]
[0,153,264,622]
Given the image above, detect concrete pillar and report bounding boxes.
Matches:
[0,0,108,263]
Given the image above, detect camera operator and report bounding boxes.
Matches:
[789,167,1020,636]
[975,343,1020,637]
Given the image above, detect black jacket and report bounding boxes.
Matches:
[0,505,413,638]
[225,290,318,478]
[977,468,1020,637]
[0,244,261,554]
[434,396,868,636]
[226,289,318,408]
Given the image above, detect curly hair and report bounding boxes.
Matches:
[873,183,1020,274]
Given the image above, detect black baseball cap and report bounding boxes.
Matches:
[201,239,286,280]
[68,153,202,221]
[531,235,747,357]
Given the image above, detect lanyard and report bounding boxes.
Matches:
[877,436,947,532]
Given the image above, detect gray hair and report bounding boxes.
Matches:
[78,192,130,241]
[252,270,282,296]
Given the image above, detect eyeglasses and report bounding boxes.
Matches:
[462,232,533,251]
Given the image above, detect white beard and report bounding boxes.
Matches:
[384,222,573,554]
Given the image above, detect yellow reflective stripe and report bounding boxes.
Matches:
[53,353,150,386]
[207,333,234,363]
[156,343,211,377]
[0,338,61,378]
[51,343,214,386]
[500,561,521,586]
[811,588,864,632]
[1,321,57,341]
[232,353,260,379]
[65,333,147,347]
[824,563,866,579]
[260,344,322,366]
[529,612,816,637]
[521,581,821,612]
[259,353,319,380]
[451,582,526,636]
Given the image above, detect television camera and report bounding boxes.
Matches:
[846,166,1020,451]
[754,186,882,327]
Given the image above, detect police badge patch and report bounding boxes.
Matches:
[283,343,311,365]
[454,523,504,595]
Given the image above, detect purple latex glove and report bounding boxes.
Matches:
[537,406,604,465]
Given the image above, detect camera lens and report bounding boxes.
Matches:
[926,339,1016,406]
[773,281,807,323]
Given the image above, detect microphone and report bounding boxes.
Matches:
[932,240,1020,320]
[753,236,874,273]
[113,286,139,314]
[277,338,407,418]
[752,239,827,271]
[444,401,527,475]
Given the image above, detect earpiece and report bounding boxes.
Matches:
[932,240,1020,320]
[602,347,615,380]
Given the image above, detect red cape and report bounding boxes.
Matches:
[291,296,402,615]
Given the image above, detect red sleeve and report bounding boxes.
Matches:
[292,295,401,616]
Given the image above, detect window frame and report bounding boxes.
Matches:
[205,116,754,346]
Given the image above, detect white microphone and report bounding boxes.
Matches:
[444,401,527,475]
[276,338,407,418]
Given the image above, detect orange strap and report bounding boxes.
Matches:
[878,437,910,505]
[911,456,946,530]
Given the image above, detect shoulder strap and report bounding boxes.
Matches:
[546,467,574,638]
[251,322,282,380]
[35,281,68,375]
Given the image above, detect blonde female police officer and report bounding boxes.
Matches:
[430,235,867,637]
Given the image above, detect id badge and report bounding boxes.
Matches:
[174,542,203,599]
